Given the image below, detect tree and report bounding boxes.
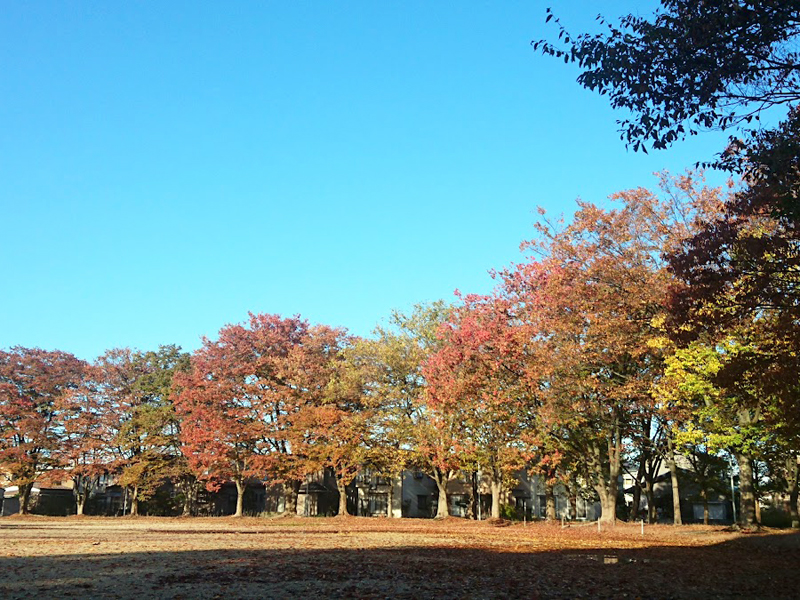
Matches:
[425,294,529,520]
[210,313,318,515]
[0,347,86,514]
[501,176,723,523]
[175,327,272,517]
[535,1,800,152]
[125,345,190,515]
[289,327,374,517]
[50,369,112,516]
[356,302,457,518]
[94,346,189,516]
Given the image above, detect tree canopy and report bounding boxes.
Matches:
[535,1,800,152]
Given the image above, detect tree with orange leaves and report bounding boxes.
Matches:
[0,347,87,514]
[425,293,530,519]
[501,174,724,523]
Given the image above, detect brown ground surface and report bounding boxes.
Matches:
[0,516,797,599]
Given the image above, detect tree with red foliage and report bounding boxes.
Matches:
[175,320,275,517]
[50,367,113,515]
[425,293,529,519]
[175,314,340,517]
[0,347,87,514]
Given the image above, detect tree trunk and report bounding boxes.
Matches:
[630,485,642,523]
[435,485,449,519]
[336,477,349,516]
[545,482,556,521]
[666,437,682,525]
[470,471,480,520]
[788,456,799,529]
[597,485,617,524]
[130,485,140,517]
[182,480,197,517]
[490,478,502,519]
[593,431,621,525]
[284,480,301,515]
[76,492,86,516]
[736,452,758,527]
[569,494,577,520]
[701,487,709,525]
[387,477,394,518]
[234,480,245,517]
[645,483,656,523]
[432,469,450,519]
[20,482,34,515]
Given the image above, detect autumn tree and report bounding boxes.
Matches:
[655,336,781,527]
[93,346,190,516]
[0,347,86,514]
[666,118,800,524]
[50,369,113,515]
[535,1,800,152]
[289,327,375,517]
[208,313,317,515]
[175,328,271,517]
[126,345,191,515]
[501,176,724,523]
[425,294,529,520]
[356,302,455,518]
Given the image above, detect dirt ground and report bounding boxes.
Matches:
[1,516,798,599]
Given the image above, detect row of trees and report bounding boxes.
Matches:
[2,170,798,526]
[3,1,799,526]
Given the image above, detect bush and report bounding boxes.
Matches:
[500,504,524,521]
[760,506,792,528]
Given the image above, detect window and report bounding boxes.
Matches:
[369,493,388,516]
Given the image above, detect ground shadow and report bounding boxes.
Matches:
[1,527,797,599]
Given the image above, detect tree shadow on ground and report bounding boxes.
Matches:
[1,528,797,599]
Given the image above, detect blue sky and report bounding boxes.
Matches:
[1,1,735,361]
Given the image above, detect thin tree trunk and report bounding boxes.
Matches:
[630,461,645,522]
[701,487,709,525]
[470,471,480,520]
[545,482,556,521]
[387,477,394,518]
[788,456,799,529]
[736,452,758,527]
[666,437,682,525]
[569,494,577,520]
[20,482,34,515]
[234,480,245,518]
[645,483,656,523]
[130,485,140,517]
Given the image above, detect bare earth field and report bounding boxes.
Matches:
[1,516,798,599]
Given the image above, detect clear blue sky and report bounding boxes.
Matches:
[1,1,734,361]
